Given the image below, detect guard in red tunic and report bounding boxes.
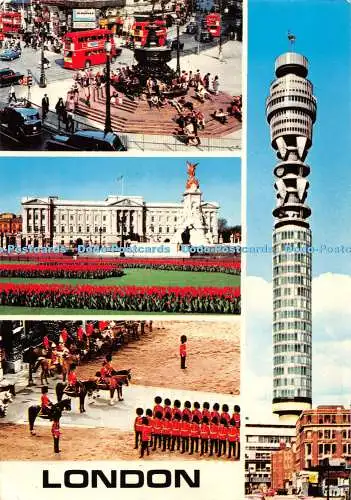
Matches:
[180,335,187,369]
[182,400,192,421]
[152,411,163,451]
[227,418,239,459]
[51,417,61,454]
[153,396,164,417]
[59,327,68,345]
[172,399,182,420]
[134,408,144,449]
[232,404,241,428]
[200,416,210,456]
[170,413,181,451]
[77,325,84,342]
[145,408,154,447]
[40,386,53,416]
[162,412,172,451]
[180,413,190,454]
[163,398,172,419]
[192,401,202,421]
[217,418,228,457]
[67,363,78,391]
[211,402,220,421]
[43,335,50,351]
[202,401,211,420]
[140,417,151,458]
[86,322,94,337]
[209,416,219,456]
[221,403,231,424]
[189,414,200,455]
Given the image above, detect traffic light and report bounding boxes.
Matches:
[22,76,28,86]
[27,73,32,87]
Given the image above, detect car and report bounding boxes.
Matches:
[195,30,213,43]
[167,38,184,50]
[186,22,198,35]
[0,48,21,61]
[0,68,24,87]
[0,105,42,139]
[45,129,127,151]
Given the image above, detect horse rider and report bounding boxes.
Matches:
[60,327,69,345]
[43,335,50,351]
[40,386,53,416]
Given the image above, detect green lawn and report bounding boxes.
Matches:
[0,268,239,288]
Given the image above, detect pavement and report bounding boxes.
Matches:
[2,374,239,431]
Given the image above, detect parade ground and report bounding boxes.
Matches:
[0,320,240,460]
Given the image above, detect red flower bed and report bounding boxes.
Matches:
[0,283,240,314]
[0,255,241,274]
[0,264,123,279]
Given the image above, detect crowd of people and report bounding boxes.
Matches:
[134,397,241,459]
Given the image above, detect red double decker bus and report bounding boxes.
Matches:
[205,13,221,37]
[131,18,167,47]
[63,29,120,70]
[0,11,22,36]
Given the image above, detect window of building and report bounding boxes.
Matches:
[324,430,330,439]
[53,226,56,233]
[61,226,65,233]
[34,226,39,232]
[28,226,32,232]
[150,225,154,233]
[86,226,90,232]
[166,226,169,233]
[70,215,74,221]
[102,227,106,233]
[78,226,82,233]
[103,215,106,221]
[151,216,154,222]
[159,227,162,233]
[332,444,337,455]
[318,444,323,456]
[324,444,331,454]
[305,443,312,455]
[174,216,177,222]
[69,226,73,233]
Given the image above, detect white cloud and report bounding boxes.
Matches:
[245,273,351,420]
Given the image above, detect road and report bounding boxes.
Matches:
[2,380,239,431]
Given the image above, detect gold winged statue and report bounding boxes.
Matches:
[185,161,200,191]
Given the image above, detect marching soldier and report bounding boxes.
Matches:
[182,400,192,420]
[140,416,151,458]
[209,416,219,456]
[179,335,187,369]
[227,418,239,459]
[172,399,182,419]
[217,418,228,458]
[162,412,172,451]
[134,408,144,449]
[163,398,172,418]
[221,403,231,424]
[152,411,163,451]
[192,401,202,421]
[153,396,164,417]
[202,401,211,420]
[211,402,220,421]
[180,413,190,454]
[189,414,200,455]
[170,413,181,451]
[200,416,210,456]
[145,408,154,447]
[232,404,241,428]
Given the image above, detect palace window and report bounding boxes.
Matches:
[61,226,65,233]
[86,226,90,232]
[61,215,65,221]
[70,215,74,221]
[159,227,162,233]
[70,226,73,233]
[78,226,82,233]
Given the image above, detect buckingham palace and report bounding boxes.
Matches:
[20,193,220,247]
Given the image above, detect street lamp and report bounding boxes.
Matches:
[176,19,181,76]
[104,34,112,135]
[99,227,103,249]
[39,30,47,88]
[218,0,229,61]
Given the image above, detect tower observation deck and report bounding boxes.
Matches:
[266,51,317,422]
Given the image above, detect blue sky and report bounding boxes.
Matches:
[0,156,240,226]
[247,0,351,280]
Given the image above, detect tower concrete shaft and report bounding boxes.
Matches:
[266,52,317,421]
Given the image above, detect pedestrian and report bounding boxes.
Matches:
[180,334,187,369]
[41,93,49,120]
[134,407,144,449]
[51,414,61,454]
[55,97,65,121]
[139,416,151,458]
[8,85,16,104]
[212,75,220,95]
